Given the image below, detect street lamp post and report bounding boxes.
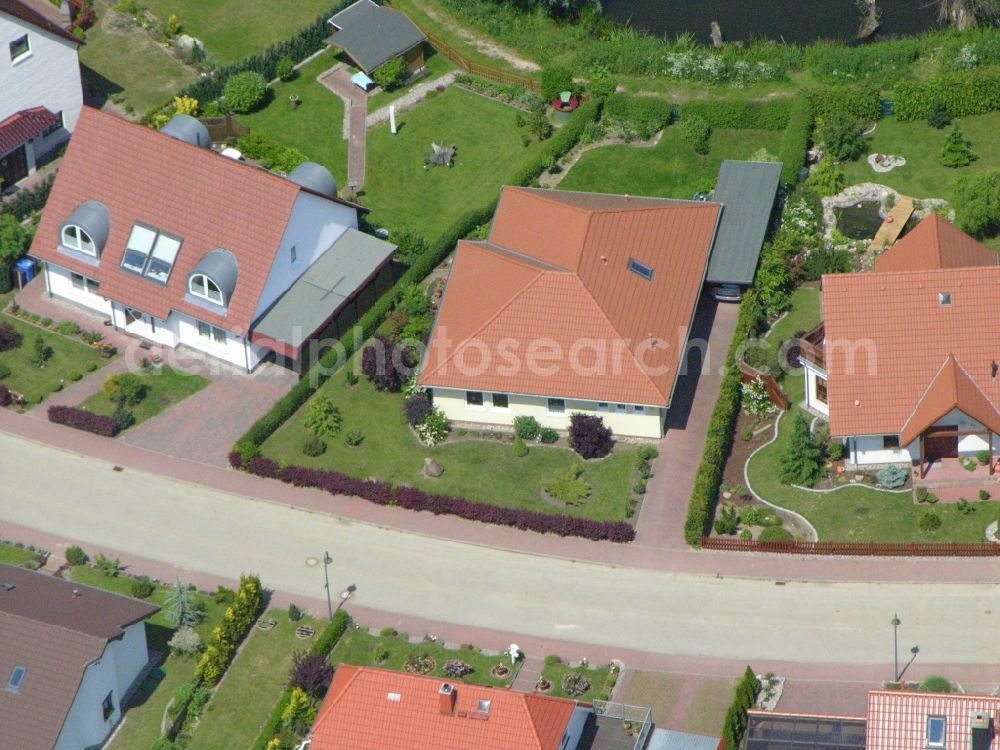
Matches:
[322,551,333,621]
[891,613,901,682]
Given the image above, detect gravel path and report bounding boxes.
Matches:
[366,72,458,128]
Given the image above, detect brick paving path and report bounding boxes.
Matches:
[318,64,367,193]
[511,655,543,693]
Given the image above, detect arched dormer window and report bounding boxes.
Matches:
[189,273,224,305]
[62,225,96,256]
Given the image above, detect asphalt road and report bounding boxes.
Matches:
[2,432,997,664]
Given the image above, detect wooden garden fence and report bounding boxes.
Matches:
[739,362,790,411]
[702,537,1000,557]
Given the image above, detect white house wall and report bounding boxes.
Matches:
[45,263,112,316]
[53,621,149,750]
[847,435,917,466]
[430,387,665,439]
[251,192,358,322]
[801,361,828,416]
[0,11,82,154]
[847,408,1000,465]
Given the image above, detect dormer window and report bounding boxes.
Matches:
[927,716,946,747]
[121,224,181,283]
[628,258,654,281]
[189,274,224,305]
[62,225,96,256]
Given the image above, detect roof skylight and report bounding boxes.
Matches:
[628,258,654,281]
[121,224,182,283]
[5,666,26,693]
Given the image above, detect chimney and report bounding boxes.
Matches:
[59,0,71,22]
[438,683,456,716]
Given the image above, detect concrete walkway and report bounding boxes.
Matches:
[317,64,367,194]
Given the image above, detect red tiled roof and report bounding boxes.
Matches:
[29,107,358,334]
[0,106,60,157]
[866,690,1000,750]
[0,0,80,45]
[419,187,720,406]
[309,665,578,750]
[822,266,1000,438]
[875,214,998,272]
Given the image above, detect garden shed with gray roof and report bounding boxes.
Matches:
[325,0,427,74]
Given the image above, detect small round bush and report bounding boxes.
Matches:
[538,427,559,444]
[288,603,303,621]
[302,436,327,457]
[513,434,528,458]
[130,576,155,599]
[404,393,432,426]
[758,526,793,542]
[513,415,541,441]
[0,322,22,352]
[379,627,398,637]
[223,71,268,113]
[561,672,591,697]
[67,370,82,381]
[920,675,952,693]
[876,465,907,489]
[442,659,474,678]
[276,56,295,82]
[84,362,98,372]
[65,545,88,566]
[918,511,942,532]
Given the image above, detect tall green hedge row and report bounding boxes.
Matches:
[777,96,814,184]
[684,292,766,546]
[603,93,673,138]
[680,99,792,131]
[892,67,1000,121]
[250,610,352,750]
[178,1,351,104]
[722,666,762,750]
[509,100,602,185]
[803,84,881,125]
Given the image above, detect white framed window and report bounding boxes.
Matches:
[62,225,96,256]
[70,272,99,294]
[597,402,609,412]
[121,224,182,282]
[547,398,565,414]
[5,666,26,693]
[615,403,628,413]
[927,716,946,748]
[189,273,224,305]
[466,391,484,407]
[491,393,509,410]
[197,321,227,345]
[634,405,645,414]
[9,35,29,63]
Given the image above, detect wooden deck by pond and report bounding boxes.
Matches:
[868,196,914,252]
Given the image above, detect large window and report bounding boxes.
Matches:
[491,393,509,409]
[5,666,25,693]
[62,225,96,256]
[547,398,565,414]
[121,224,181,283]
[189,274,224,305]
[815,376,828,405]
[466,391,484,407]
[101,691,115,721]
[9,35,29,63]
[70,272,99,294]
[197,321,227,345]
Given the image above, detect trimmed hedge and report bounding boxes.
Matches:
[803,84,881,124]
[892,68,1000,122]
[722,666,762,750]
[777,96,814,184]
[603,93,673,138]
[684,292,766,546]
[240,458,635,542]
[509,100,602,186]
[681,99,791,131]
[47,405,119,437]
[251,610,351,750]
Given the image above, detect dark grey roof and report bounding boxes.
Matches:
[61,199,110,254]
[744,712,866,750]
[189,248,238,305]
[326,0,426,73]
[253,228,395,344]
[288,161,338,197]
[161,114,211,149]
[705,160,783,286]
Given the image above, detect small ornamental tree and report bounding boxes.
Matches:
[361,334,412,391]
[223,71,268,113]
[373,56,407,91]
[819,117,866,161]
[741,377,772,417]
[102,372,146,405]
[276,56,295,82]
[282,687,316,735]
[779,413,823,487]
[0,321,22,352]
[953,170,1000,237]
[404,393,432,426]
[289,650,334,696]
[164,579,203,629]
[168,627,202,656]
[940,124,977,168]
[806,158,847,197]
[926,101,951,129]
[30,334,51,368]
[304,395,343,437]
[568,413,614,459]
[678,114,711,154]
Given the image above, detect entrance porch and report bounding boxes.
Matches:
[915,425,995,479]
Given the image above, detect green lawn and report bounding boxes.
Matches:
[841,112,1000,204]
[539,660,611,702]
[0,542,39,566]
[765,285,821,404]
[0,315,109,406]
[363,87,548,244]
[80,0,196,114]
[187,610,319,750]
[329,628,515,688]
[237,49,348,187]
[77,365,210,427]
[140,0,334,64]
[261,363,638,521]
[558,127,785,199]
[66,566,229,750]
[367,52,456,112]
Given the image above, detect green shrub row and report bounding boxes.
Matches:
[680,99,792,131]
[250,610,351,750]
[0,173,55,222]
[777,96,814,184]
[722,666,762,750]
[603,93,673,139]
[176,1,351,105]
[892,67,1000,121]
[195,574,264,685]
[803,84,881,125]
[684,292,766,546]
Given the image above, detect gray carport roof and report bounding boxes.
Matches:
[252,228,395,348]
[704,160,783,286]
[325,0,426,73]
